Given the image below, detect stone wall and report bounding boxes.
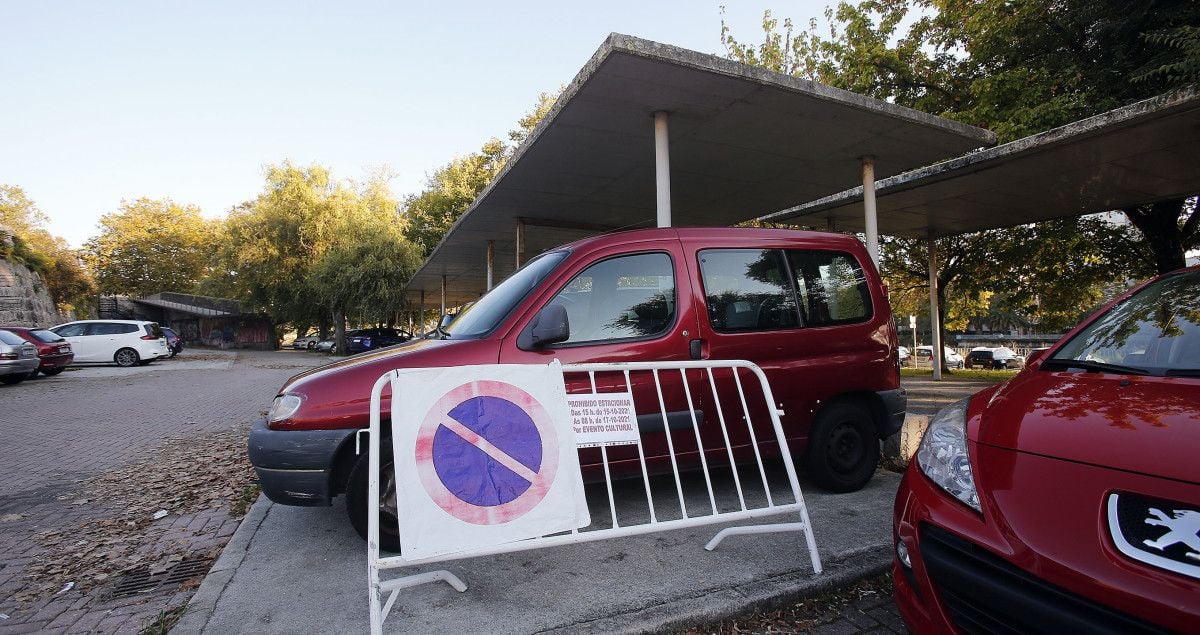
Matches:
[0,258,62,327]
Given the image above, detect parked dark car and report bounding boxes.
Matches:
[250,227,906,551]
[345,328,412,354]
[161,327,184,357]
[893,265,1200,632]
[2,326,74,376]
[0,329,40,384]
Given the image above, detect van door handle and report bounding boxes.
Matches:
[689,338,705,360]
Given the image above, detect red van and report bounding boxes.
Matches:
[249,228,906,549]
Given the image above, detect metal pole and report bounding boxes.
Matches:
[654,111,671,228]
[419,289,425,332]
[440,275,447,319]
[515,220,525,269]
[928,237,943,381]
[486,240,494,291]
[862,156,879,266]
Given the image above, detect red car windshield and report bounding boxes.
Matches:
[1050,269,1199,376]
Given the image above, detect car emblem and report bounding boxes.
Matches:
[1107,492,1200,580]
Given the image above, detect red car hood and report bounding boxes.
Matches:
[277,337,502,431]
[973,369,1200,485]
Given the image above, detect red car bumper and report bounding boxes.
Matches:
[37,352,74,371]
[893,447,1199,633]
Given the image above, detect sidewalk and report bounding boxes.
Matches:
[175,471,899,634]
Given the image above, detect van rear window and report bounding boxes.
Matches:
[786,250,872,326]
[698,248,872,332]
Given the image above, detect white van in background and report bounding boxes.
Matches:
[50,320,170,367]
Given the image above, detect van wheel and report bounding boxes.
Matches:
[114,348,140,367]
[347,443,402,553]
[806,401,879,493]
[1,374,25,385]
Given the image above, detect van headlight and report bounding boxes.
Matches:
[916,397,981,513]
[269,394,303,423]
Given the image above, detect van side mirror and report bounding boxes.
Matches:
[1025,348,1049,366]
[439,313,455,330]
[520,304,570,349]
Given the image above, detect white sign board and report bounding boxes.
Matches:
[568,392,640,447]
[391,362,590,560]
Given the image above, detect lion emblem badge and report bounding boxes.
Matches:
[1107,492,1200,580]
[1142,508,1200,561]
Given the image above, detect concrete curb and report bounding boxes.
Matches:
[171,494,273,634]
[539,544,893,634]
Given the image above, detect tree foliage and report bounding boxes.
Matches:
[84,198,217,298]
[1,184,95,315]
[721,0,1200,358]
[203,162,422,349]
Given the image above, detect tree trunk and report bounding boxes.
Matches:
[1123,199,1189,275]
[333,308,347,356]
[318,316,330,340]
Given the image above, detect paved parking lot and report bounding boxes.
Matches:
[0,349,325,634]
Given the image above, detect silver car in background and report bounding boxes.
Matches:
[0,329,40,385]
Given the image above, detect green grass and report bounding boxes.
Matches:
[140,606,186,635]
[901,367,1019,381]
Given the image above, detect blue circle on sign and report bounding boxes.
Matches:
[432,396,544,507]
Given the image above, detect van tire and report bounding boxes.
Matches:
[346,443,402,553]
[114,348,140,367]
[806,401,879,493]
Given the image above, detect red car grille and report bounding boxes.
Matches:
[919,524,1166,635]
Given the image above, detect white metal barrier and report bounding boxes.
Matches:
[366,359,822,634]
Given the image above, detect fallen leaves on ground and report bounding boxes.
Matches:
[15,426,257,603]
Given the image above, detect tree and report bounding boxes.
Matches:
[204,162,421,350]
[1,185,95,315]
[84,198,217,298]
[722,1,1200,370]
[722,1,1200,277]
[310,224,422,354]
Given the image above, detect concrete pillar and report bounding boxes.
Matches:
[928,237,943,381]
[515,220,525,269]
[654,111,671,228]
[486,240,495,291]
[419,289,425,332]
[440,276,447,318]
[862,156,879,266]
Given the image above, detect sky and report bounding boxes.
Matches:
[2,1,831,247]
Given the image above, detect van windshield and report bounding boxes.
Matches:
[444,251,569,339]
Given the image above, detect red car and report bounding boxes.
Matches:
[250,228,907,550]
[893,266,1199,632]
[2,326,74,377]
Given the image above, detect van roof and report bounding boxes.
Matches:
[552,226,867,255]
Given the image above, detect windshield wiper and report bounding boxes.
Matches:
[1041,358,1151,376]
[1165,368,1200,377]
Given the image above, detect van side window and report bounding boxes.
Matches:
[54,324,87,337]
[698,249,799,332]
[786,250,872,326]
[91,323,129,335]
[547,252,676,345]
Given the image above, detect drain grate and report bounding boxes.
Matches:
[107,556,214,599]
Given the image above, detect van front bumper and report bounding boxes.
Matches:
[247,418,356,507]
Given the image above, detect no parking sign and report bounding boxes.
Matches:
[391,362,590,559]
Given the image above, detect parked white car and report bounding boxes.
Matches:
[291,334,320,350]
[50,320,170,367]
[912,345,965,369]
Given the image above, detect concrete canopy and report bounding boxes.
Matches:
[760,87,1200,238]
[406,33,994,307]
